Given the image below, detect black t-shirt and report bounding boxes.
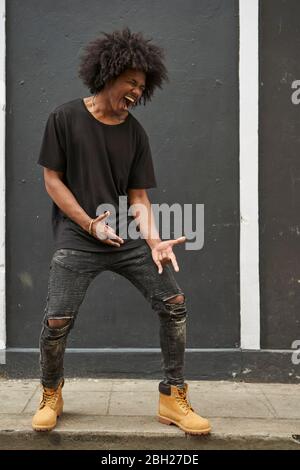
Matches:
[37,98,157,252]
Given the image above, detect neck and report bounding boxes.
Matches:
[92,93,127,122]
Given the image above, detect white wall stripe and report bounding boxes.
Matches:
[239,0,260,349]
[0,0,5,360]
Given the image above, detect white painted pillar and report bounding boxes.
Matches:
[239,0,260,349]
[0,0,5,363]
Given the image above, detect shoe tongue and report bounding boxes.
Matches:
[44,387,56,394]
[177,383,187,392]
[176,384,189,400]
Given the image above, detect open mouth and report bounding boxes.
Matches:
[123,95,136,110]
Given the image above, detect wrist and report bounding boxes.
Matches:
[88,218,96,235]
[82,216,94,234]
[147,238,162,250]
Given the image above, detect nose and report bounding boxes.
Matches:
[131,87,143,100]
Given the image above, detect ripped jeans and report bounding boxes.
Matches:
[39,242,187,389]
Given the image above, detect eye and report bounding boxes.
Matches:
[128,79,145,92]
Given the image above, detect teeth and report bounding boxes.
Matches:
[124,95,135,103]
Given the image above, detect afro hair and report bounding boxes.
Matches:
[78,28,168,105]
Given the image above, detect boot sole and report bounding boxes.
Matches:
[32,412,62,432]
[158,415,211,435]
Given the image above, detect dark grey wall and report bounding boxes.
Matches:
[260,0,300,348]
[6,1,239,363]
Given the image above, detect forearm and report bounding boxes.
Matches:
[130,196,161,250]
[45,179,91,232]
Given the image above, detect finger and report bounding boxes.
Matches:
[155,259,163,274]
[170,236,186,246]
[169,253,179,272]
[158,253,163,261]
[96,211,110,222]
[103,225,124,241]
[111,236,124,244]
[106,229,124,244]
[104,239,120,247]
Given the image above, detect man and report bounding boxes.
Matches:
[33,28,211,435]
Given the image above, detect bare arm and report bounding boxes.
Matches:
[127,188,161,249]
[128,188,185,273]
[43,168,124,247]
[43,168,91,232]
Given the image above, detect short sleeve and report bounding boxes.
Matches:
[127,128,157,189]
[37,111,66,172]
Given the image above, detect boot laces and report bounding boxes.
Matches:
[39,388,59,410]
[176,388,194,413]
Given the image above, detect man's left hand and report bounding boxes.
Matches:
[151,236,186,274]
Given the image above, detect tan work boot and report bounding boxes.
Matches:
[32,379,64,431]
[158,381,211,435]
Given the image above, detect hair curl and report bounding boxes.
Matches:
[78,28,168,105]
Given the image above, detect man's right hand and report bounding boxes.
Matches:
[90,211,124,247]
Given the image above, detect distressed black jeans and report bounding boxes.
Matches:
[39,242,187,389]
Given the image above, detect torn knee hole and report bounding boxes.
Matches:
[164,294,186,313]
[164,294,185,305]
[163,296,187,318]
[47,318,72,329]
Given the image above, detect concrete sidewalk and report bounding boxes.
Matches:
[0,378,300,450]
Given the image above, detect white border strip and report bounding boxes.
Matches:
[239,0,260,349]
[0,0,5,358]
